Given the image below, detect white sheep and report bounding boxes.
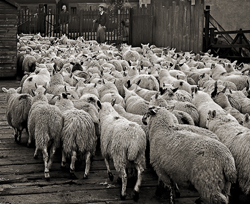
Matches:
[2,87,32,143]
[127,80,157,101]
[191,87,236,128]
[124,85,149,115]
[206,109,250,197]
[211,81,245,124]
[149,93,195,125]
[143,106,237,204]
[55,94,97,178]
[99,101,146,201]
[27,90,63,180]
[21,67,50,95]
[159,88,199,125]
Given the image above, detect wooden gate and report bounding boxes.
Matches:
[204,5,250,62]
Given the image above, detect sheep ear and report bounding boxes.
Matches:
[222,86,227,93]
[172,87,178,93]
[31,89,36,96]
[245,113,249,122]
[2,87,7,93]
[159,87,166,95]
[200,73,205,79]
[212,110,216,118]
[149,107,157,115]
[16,87,22,93]
[155,92,159,99]
[62,93,68,99]
[88,97,95,102]
[127,80,131,88]
[136,79,141,85]
[111,99,116,106]
[191,86,198,93]
[97,100,102,110]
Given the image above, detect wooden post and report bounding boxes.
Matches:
[128,7,132,45]
[204,5,210,51]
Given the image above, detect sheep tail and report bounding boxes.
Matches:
[223,161,237,185]
[127,142,139,162]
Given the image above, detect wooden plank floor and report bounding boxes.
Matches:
[0,80,200,204]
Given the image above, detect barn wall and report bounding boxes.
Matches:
[0,1,18,78]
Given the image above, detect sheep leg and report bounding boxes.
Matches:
[120,168,127,200]
[83,152,91,179]
[16,129,22,144]
[61,150,67,168]
[14,128,18,142]
[42,147,50,181]
[132,164,144,202]
[48,143,57,170]
[34,147,39,159]
[104,158,113,181]
[174,182,180,198]
[70,151,77,173]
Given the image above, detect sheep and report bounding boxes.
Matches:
[22,54,37,74]
[211,81,245,124]
[210,63,249,90]
[2,87,32,143]
[206,109,250,198]
[160,85,192,102]
[127,79,157,101]
[191,87,236,128]
[142,106,237,204]
[226,89,250,115]
[159,87,200,125]
[99,101,146,201]
[124,85,149,115]
[55,94,97,178]
[171,79,197,94]
[27,90,63,180]
[149,93,195,125]
[131,74,159,91]
[113,103,148,139]
[96,79,124,106]
[21,68,51,95]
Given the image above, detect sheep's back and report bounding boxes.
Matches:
[62,110,96,155]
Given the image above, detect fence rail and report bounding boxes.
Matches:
[17,8,131,44]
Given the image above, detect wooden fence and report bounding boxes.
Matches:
[18,8,131,44]
[17,0,205,53]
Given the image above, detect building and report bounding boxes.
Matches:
[0,0,19,78]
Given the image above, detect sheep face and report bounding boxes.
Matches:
[142,107,158,125]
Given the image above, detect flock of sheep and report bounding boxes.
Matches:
[3,33,250,204]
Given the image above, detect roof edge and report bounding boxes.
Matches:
[3,0,19,8]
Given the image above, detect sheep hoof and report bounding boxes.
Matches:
[108,172,114,181]
[132,190,139,202]
[60,161,66,168]
[195,197,202,204]
[27,142,31,148]
[120,193,126,200]
[175,190,180,198]
[117,177,122,184]
[34,155,38,159]
[45,173,50,181]
[83,173,88,179]
[14,134,18,142]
